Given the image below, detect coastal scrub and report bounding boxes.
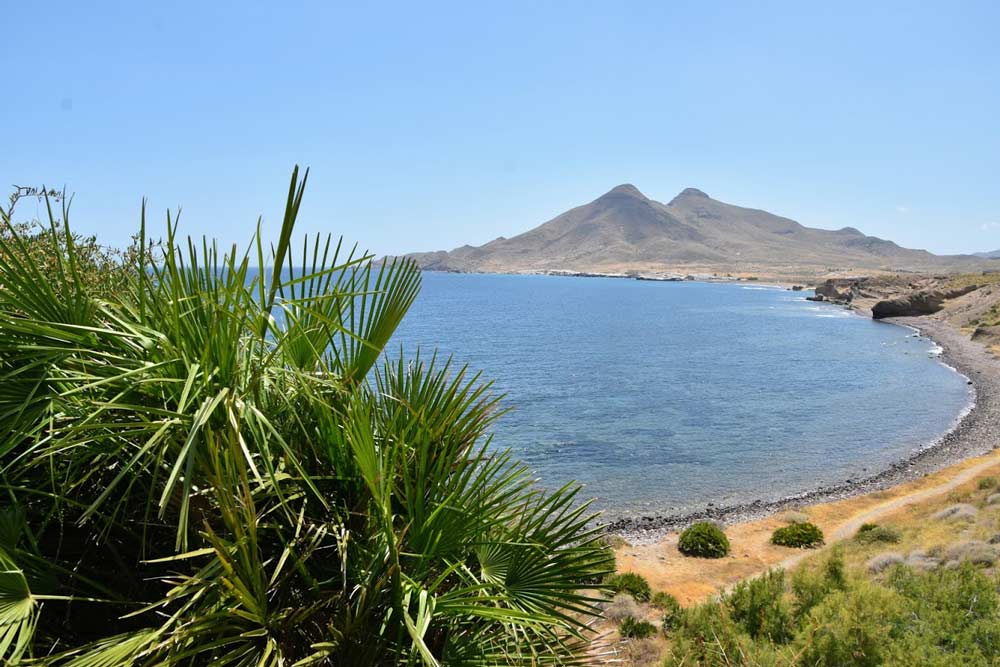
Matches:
[0,170,612,666]
[772,522,825,549]
[606,571,652,602]
[678,522,730,558]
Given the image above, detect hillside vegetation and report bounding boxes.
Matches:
[0,172,612,666]
[604,465,1000,666]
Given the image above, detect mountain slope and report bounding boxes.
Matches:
[408,185,992,277]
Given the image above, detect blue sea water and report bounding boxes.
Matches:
[389,273,972,520]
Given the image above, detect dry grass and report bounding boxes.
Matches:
[780,510,810,524]
[866,552,905,573]
[614,450,1000,607]
[603,594,641,623]
[944,272,1000,290]
[930,503,979,521]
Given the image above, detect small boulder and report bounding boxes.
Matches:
[872,284,979,319]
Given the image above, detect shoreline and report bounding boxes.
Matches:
[420,266,803,288]
[607,313,1000,543]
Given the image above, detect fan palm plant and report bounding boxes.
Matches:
[0,168,612,666]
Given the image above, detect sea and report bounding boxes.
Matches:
[389,272,973,520]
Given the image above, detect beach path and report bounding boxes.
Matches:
[616,447,1000,605]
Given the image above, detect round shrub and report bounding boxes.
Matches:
[618,616,657,639]
[854,523,900,545]
[678,522,730,558]
[771,522,824,549]
[978,476,997,490]
[605,571,652,602]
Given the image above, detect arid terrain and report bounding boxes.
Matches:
[407,186,997,279]
[810,272,1000,353]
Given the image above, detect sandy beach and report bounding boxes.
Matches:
[610,310,1000,603]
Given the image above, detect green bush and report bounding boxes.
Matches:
[651,592,683,632]
[664,601,793,666]
[854,523,901,544]
[978,476,997,490]
[725,569,794,643]
[678,521,730,558]
[791,550,847,620]
[796,581,905,667]
[618,616,657,639]
[605,571,652,602]
[0,171,611,666]
[771,522,824,548]
[666,555,1000,667]
[885,563,1000,662]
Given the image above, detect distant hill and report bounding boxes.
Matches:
[974,250,1000,259]
[407,185,992,278]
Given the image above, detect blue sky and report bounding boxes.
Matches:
[3,1,999,256]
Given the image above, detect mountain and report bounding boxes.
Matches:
[407,185,991,278]
[974,250,1000,259]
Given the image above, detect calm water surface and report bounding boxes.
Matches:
[390,273,971,519]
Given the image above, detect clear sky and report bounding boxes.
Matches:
[3,1,999,257]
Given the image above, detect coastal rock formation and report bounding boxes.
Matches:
[813,278,864,303]
[871,284,980,319]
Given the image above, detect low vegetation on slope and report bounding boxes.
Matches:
[663,554,999,666]
[0,171,612,666]
[607,469,1000,666]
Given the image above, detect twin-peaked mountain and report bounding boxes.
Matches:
[408,185,989,277]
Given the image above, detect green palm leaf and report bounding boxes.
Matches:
[0,546,37,664]
[0,168,609,666]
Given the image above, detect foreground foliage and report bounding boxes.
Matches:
[0,170,612,665]
[664,551,1000,666]
[616,616,655,640]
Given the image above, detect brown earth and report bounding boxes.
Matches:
[406,186,998,279]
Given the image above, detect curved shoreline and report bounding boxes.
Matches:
[607,314,1000,542]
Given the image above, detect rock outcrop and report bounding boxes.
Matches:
[871,284,980,319]
[810,277,869,304]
